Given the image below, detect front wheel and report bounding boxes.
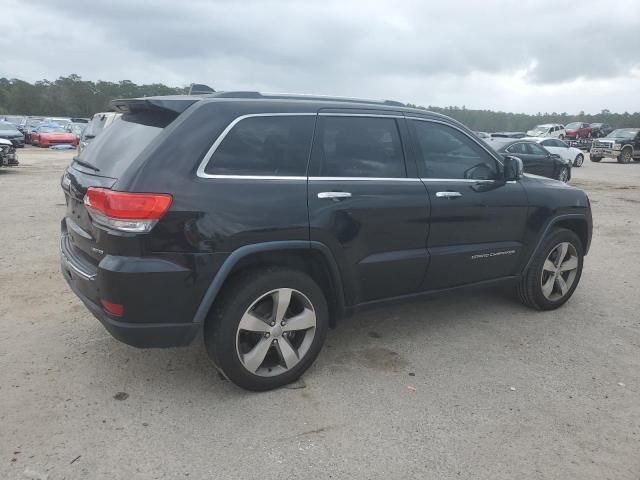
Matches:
[590,156,602,162]
[516,228,584,310]
[573,154,584,167]
[204,267,329,391]
[618,148,633,164]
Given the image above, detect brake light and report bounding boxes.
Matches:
[100,299,124,316]
[84,187,172,233]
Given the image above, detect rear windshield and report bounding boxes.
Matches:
[76,111,175,178]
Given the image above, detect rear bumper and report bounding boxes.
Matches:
[60,230,202,348]
[62,268,199,347]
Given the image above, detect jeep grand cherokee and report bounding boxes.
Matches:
[60,92,592,391]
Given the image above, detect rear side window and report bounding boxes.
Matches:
[410,120,497,180]
[204,115,315,176]
[310,116,406,178]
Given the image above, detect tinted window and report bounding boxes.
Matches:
[206,116,315,176]
[77,112,174,178]
[311,116,406,178]
[541,139,554,147]
[506,143,527,155]
[528,143,548,155]
[411,121,497,180]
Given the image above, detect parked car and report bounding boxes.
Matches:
[31,124,78,147]
[69,122,87,141]
[78,112,122,152]
[589,123,614,138]
[24,117,44,144]
[590,128,640,163]
[0,138,18,166]
[564,122,591,139]
[487,138,572,182]
[0,121,25,147]
[60,91,592,391]
[525,137,585,167]
[43,117,72,130]
[491,131,526,138]
[2,115,28,134]
[525,124,566,139]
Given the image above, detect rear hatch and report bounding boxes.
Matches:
[61,103,190,270]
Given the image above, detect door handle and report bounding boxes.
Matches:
[317,191,352,199]
[435,191,462,199]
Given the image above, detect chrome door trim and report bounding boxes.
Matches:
[317,191,352,199]
[309,177,420,182]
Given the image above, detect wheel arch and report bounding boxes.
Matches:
[522,214,591,274]
[193,241,346,328]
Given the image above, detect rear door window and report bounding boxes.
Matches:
[310,116,406,178]
[204,115,315,177]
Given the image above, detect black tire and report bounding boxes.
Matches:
[557,166,569,182]
[559,134,564,140]
[573,154,584,167]
[516,228,584,311]
[590,156,602,162]
[618,147,633,164]
[204,267,329,391]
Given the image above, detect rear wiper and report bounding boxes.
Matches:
[73,156,100,172]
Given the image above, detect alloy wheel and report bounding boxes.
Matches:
[540,242,579,301]
[574,154,584,167]
[235,288,316,377]
[558,167,569,182]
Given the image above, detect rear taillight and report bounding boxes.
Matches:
[84,187,172,233]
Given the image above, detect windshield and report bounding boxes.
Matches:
[4,116,24,124]
[565,122,580,129]
[39,125,67,133]
[607,129,638,140]
[0,121,18,131]
[529,126,548,134]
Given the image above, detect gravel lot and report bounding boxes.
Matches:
[1,147,639,480]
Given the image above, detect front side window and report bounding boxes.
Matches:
[410,120,498,180]
[311,116,406,178]
[205,115,315,176]
[541,139,554,147]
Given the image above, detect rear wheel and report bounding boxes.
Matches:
[204,267,329,391]
[618,148,633,164]
[517,228,583,310]
[559,134,565,140]
[573,154,584,167]
[557,166,569,182]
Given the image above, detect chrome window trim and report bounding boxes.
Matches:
[309,177,420,182]
[419,178,494,183]
[318,113,404,118]
[196,113,316,179]
[405,116,505,167]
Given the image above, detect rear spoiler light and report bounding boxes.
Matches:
[84,187,172,233]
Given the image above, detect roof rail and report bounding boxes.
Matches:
[210,91,405,107]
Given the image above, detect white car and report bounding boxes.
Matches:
[526,124,566,139]
[524,137,585,167]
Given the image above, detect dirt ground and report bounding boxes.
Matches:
[1,146,639,480]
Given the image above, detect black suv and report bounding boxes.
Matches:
[61,92,592,391]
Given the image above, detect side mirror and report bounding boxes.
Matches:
[503,155,523,181]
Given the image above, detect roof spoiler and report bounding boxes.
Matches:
[111,96,200,115]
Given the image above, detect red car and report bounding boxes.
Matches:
[32,124,78,147]
[564,122,592,139]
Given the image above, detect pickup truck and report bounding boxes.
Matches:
[590,128,640,163]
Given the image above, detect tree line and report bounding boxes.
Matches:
[1,75,639,131]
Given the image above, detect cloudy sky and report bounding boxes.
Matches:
[2,0,639,114]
